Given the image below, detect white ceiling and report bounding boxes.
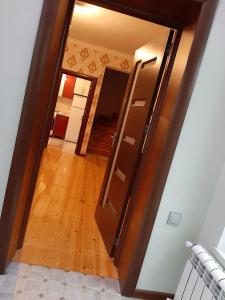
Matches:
[69,1,169,56]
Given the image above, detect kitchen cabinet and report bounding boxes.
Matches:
[52,114,69,139]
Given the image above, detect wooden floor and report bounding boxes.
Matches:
[13,140,118,279]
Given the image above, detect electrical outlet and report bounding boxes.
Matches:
[167,211,182,226]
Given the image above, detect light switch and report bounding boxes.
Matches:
[167,211,182,226]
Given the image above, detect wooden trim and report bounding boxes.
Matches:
[43,68,97,150]
[60,68,98,155]
[43,73,63,149]
[61,68,97,82]
[85,0,202,28]
[134,289,174,300]
[119,0,218,296]
[75,79,98,155]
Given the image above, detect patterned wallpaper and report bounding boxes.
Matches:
[62,38,133,154]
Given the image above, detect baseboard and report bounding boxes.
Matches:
[134,289,174,300]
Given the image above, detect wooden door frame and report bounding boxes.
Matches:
[0,0,218,299]
[44,68,97,153]
[59,68,98,155]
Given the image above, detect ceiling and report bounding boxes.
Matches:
[69,1,169,56]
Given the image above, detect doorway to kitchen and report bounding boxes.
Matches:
[48,69,97,155]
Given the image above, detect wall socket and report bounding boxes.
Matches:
[167,211,182,226]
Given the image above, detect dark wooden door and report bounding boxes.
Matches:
[95,31,174,256]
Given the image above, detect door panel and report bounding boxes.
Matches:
[95,31,174,255]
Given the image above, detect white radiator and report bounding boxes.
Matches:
[172,242,225,300]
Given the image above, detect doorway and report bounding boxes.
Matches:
[87,67,129,157]
[11,0,172,280]
[0,0,216,298]
[48,68,97,155]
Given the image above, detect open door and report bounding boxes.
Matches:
[95,30,175,256]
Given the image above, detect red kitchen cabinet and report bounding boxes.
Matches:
[62,75,76,100]
[53,114,69,139]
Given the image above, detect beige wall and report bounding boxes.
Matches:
[62,38,133,154]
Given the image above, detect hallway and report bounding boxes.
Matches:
[13,140,118,279]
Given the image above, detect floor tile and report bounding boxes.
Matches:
[40,279,65,297]
[66,271,85,287]
[0,292,14,300]
[25,266,48,281]
[5,262,30,276]
[0,262,133,300]
[64,285,104,300]
[47,268,67,282]
[102,277,120,294]
[0,274,18,294]
[23,278,42,293]
[84,288,103,300]
[103,292,124,300]
[84,274,103,290]
[63,285,85,299]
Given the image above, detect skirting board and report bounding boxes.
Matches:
[134,289,174,300]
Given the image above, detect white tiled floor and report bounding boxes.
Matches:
[0,262,134,299]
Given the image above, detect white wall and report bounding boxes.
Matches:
[199,162,225,250]
[138,0,225,294]
[0,1,43,216]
